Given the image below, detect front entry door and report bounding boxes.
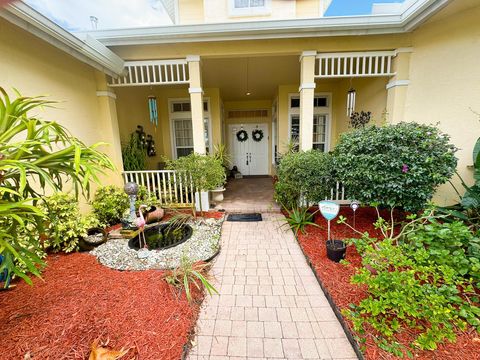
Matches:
[229,123,269,176]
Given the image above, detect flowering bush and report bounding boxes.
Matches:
[334,122,458,211]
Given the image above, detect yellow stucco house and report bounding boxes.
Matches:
[1,0,479,205]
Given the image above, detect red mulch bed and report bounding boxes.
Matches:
[294,206,480,360]
[0,211,229,359]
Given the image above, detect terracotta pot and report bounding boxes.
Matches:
[145,206,165,224]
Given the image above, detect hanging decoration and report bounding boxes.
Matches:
[136,125,147,148]
[252,129,264,142]
[148,96,158,126]
[347,87,356,117]
[146,135,157,157]
[236,130,248,142]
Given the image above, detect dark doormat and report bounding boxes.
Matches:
[227,213,263,222]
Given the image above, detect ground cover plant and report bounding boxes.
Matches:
[292,206,480,359]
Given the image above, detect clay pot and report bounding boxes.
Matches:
[145,206,165,224]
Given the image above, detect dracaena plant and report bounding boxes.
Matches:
[0,88,115,285]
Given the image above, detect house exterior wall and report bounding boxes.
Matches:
[0,19,123,196]
[403,3,480,205]
[177,0,330,24]
[115,86,222,167]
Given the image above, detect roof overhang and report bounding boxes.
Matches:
[0,2,125,76]
[77,0,450,47]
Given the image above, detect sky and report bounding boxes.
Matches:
[24,0,407,31]
[325,0,404,16]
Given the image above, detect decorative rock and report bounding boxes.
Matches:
[91,217,223,270]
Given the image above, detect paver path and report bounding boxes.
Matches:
[188,213,358,360]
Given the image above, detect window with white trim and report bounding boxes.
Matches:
[288,94,330,152]
[170,99,211,158]
[229,0,270,16]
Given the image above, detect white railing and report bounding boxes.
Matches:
[329,182,349,205]
[315,51,395,78]
[123,170,194,208]
[109,59,189,87]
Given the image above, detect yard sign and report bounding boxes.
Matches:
[319,201,340,241]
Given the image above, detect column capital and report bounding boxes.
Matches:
[188,87,203,94]
[96,90,117,99]
[300,50,317,59]
[394,47,414,56]
[299,83,316,91]
[186,55,201,62]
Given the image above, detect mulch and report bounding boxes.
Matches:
[294,206,480,360]
[0,210,225,359]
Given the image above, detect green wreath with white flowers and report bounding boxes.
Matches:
[252,129,264,142]
[236,130,248,142]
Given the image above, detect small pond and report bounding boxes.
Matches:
[128,223,193,251]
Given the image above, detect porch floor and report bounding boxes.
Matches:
[214,177,281,213]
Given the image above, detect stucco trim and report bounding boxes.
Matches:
[96,91,117,99]
[189,87,203,94]
[78,0,450,46]
[386,80,410,90]
[299,83,316,91]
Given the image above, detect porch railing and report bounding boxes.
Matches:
[122,170,194,208]
[123,170,350,208]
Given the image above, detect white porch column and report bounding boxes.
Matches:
[299,51,317,151]
[386,48,413,124]
[187,55,206,154]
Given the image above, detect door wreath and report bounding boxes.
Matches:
[236,130,248,142]
[252,129,264,142]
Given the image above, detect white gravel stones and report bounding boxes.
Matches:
[91,217,223,270]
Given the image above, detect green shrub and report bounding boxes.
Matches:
[41,193,90,253]
[281,207,320,236]
[403,218,480,286]
[343,210,480,356]
[334,123,457,212]
[274,150,335,209]
[91,185,129,226]
[122,132,146,171]
[135,185,159,209]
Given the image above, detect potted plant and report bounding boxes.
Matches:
[166,153,225,213]
[318,200,346,262]
[211,144,232,202]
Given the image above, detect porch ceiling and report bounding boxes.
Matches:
[202,55,299,101]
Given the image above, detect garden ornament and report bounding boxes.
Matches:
[319,201,340,242]
[350,200,360,227]
[135,204,149,259]
[124,182,139,222]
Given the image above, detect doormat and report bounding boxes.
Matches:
[227,213,262,222]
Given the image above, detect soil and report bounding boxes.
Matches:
[0,253,205,359]
[294,206,480,360]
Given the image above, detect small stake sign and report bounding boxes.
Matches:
[319,201,340,241]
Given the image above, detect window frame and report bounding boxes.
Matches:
[228,0,271,17]
[169,98,212,159]
[288,93,332,152]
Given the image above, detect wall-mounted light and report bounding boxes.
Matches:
[148,96,158,126]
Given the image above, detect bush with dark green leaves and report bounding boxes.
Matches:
[334,123,458,211]
[274,150,335,209]
[91,185,129,226]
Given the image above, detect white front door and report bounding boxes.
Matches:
[229,123,269,176]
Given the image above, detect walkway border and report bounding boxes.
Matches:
[295,235,365,360]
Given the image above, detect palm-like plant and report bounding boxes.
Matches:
[281,207,320,236]
[0,88,115,285]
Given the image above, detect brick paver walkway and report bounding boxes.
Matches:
[188,213,357,359]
